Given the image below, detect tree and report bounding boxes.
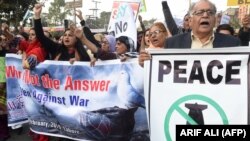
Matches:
[0,0,36,27]
[137,18,156,31]
[143,18,157,29]
[85,11,155,32]
[47,0,71,26]
[98,11,111,30]
[86,11,111,29]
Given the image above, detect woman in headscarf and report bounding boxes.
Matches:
[101,35,116,53]
[75,27,134,61]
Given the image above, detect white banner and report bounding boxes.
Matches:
[107,2,138,51]
[145,47,250,141]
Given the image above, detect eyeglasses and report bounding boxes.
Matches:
[192,9,216,16]
[149,30,164,37]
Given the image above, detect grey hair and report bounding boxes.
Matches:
[189,0,217,16]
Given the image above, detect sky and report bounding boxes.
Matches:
[43,0,230,26]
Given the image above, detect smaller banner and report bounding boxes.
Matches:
[107,1,139,51]
[227,0,250,6]
[108,1,140,22]
[220,14,230,25]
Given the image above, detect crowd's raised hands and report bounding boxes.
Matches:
[75,9,84,21]
[138,50,151,67]
[73,26,84,39]
[242,15,250,31]
[33,3,43,19]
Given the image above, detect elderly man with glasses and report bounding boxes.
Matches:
[164,0,240,49]
[139,0,241,67]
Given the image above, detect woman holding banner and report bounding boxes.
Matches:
[33,4,90,62]
[76,26,135,61]
[147,22,170,49]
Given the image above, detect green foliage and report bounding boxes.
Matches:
[0,0,156,31]
[230,16,241,30]
[85,11,156,32]
[86,11,111,29]
[0,0,36,26]
[143,18,157,29]
[47,0,71,26]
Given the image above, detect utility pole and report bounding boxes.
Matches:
[88,0,101,28]
[73,0,76,24]
[65,0,82,24]
[189,0,192,9]
[89,0,101,20]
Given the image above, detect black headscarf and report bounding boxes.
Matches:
[116,36,135,52]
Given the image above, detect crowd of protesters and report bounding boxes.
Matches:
[1,0,250,140]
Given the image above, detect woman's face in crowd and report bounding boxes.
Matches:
[63,30,77,47]
[101,37,110,52]
[144,30,150,46]
[0,35,7,47]
[137,32,143,45]
[29,29,37,43]
[183,15,190,30]
[58,36,63,44]
[149,25,167,48]
[115,41,127,55]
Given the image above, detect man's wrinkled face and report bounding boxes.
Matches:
[189,1,216,35]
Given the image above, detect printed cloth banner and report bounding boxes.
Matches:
[6,55,28,126]
[144,47,250,141]
[108,1,140,22]
[6,54,149,140]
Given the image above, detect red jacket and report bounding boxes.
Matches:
[19,39,47,62]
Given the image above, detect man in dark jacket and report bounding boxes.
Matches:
[139,0,241,66]
[165,0,240,49]
[162,1,191,36]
